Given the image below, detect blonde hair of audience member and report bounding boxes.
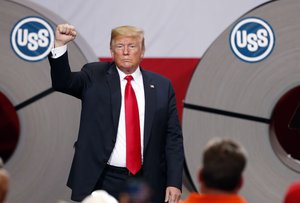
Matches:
[81,190,118,203]
[199,137,247,194]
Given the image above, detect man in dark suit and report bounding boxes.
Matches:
[48,24,184,203]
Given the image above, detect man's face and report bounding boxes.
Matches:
[110,36,144,74]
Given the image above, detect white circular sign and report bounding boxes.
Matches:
[230,17,275,63]
[10,16,54,62]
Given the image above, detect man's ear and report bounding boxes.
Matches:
[110,49,115,61]
[235,176,243,192]
[140,50,145,59]
[198,169,204,184]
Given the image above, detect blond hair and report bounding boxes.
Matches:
[110,25,145,50]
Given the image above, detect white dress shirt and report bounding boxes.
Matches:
[108,68,145,167]
[51,45,67,58]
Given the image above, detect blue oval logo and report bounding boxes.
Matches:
[230,17,275,63]
[10,16,54,62]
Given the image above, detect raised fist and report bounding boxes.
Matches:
[55,24,77,47]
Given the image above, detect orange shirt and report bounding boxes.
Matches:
[181,192,247,203]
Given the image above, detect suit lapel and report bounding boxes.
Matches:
[106,66,156,149]
[142,69,156,150]
[106,63,121,137]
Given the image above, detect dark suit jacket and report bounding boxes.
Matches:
[48,52,184,202]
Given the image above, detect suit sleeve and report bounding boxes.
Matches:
[165,82,184,190]
[48,51,91,99]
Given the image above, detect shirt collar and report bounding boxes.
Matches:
[116,66,142,82]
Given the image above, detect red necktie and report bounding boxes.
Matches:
[124,75,141,174]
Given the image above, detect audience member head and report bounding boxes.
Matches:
[119,178,152,203]
[81,190,118,203]
[199,137,247,194]
[283,181,300,203]
[0,158,9,203]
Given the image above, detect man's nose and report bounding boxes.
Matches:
[123,46,129,55]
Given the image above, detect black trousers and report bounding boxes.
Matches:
[94,165,143,200]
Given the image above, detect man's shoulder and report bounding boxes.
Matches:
[83,61,114,74]
[141,68,171,83]
[180,193,203,203]
[85,61,112,69]
[180,193,247,203]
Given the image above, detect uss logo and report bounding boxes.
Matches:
[10,16,54,62]
[230,17,275,63]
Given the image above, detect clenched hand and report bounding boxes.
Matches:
[54,24,77,48]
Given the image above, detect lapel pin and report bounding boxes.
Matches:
[150,84,155,88]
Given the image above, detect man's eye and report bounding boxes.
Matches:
[116,45,124,49]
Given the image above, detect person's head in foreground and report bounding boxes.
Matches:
[81,190,118,203]
[199,137,247,194]
[0,158,9,203]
